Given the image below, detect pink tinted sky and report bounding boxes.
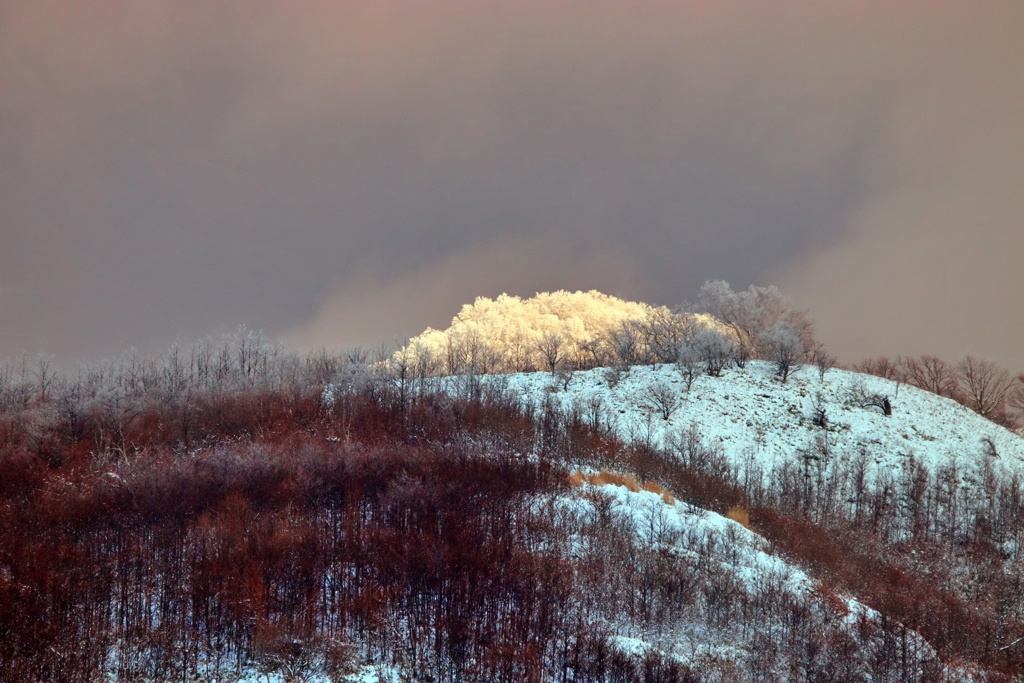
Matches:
[1,1,1022,370]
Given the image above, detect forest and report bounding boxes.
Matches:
[2,286,1024,681]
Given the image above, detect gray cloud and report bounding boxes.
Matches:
[1,2,1021,369]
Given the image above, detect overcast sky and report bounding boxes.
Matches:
[2,1,1022,371]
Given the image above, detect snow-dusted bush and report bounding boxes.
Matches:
[640,380,681,420]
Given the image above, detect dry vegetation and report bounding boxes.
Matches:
[569,470,676,506]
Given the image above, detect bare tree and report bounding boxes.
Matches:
[844,379,891,415]
[579,393,611,433]
[554,366,575,391]
[609,321,643,368]
[33,353,56,402]
[535,332,565,374]
[900,355,958,398]
[443,333,465,376]
[234,327,271,387]
[574,339,605,370]
[389,341,414,408]
[956,355,1014,421]
[1009,373,1024,433]
[160,345,189,400]
[505,333,532,373]
[643,308,699,364]
[852,356,900,381]
[462,330,497,376]
[853,354,910,398]
[603,365,626,388]
[412,343,439,391]
[641,380,680,420]
[811,391,828,427]
[1011,373,1024,411]
[345,346,369,366]
[811,345,836,382]
[731,342,750,369]
[304,348,342,386]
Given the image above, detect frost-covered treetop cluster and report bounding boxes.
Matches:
[394,283,819,384]
[397,289,725,376]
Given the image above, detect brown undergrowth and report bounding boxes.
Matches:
[569,469,676,505]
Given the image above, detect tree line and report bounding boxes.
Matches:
[853,353,1024,431]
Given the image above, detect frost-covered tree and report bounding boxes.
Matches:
[402,291,663,375]
[692,328,734,377]
[398,290,725,377]
[674,343,702,392]
[762,321,806,382]
[698,280,815,359]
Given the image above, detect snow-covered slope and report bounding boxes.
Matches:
[556,483,952,680]
[501,361,1024,497]
[318,361,1024,681]
[487,361,1024,680]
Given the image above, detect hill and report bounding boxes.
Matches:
[451,361,1023,681]
[503,361,1024,514]
[331,359,1024,681]
[2,314,1024,681]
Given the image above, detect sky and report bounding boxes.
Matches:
[1,1,1022,371]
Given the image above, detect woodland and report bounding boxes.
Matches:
[2,286,1024,681]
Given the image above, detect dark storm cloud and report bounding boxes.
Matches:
[1,2,1022,369]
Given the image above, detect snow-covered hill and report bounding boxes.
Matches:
[502,361,1024,502]
[471,361,1024,681]
[337,356,1024,679]
[12,315,1024,681]
[220,358,1024,682]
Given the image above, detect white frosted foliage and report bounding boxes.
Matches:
[398,290,720,375]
